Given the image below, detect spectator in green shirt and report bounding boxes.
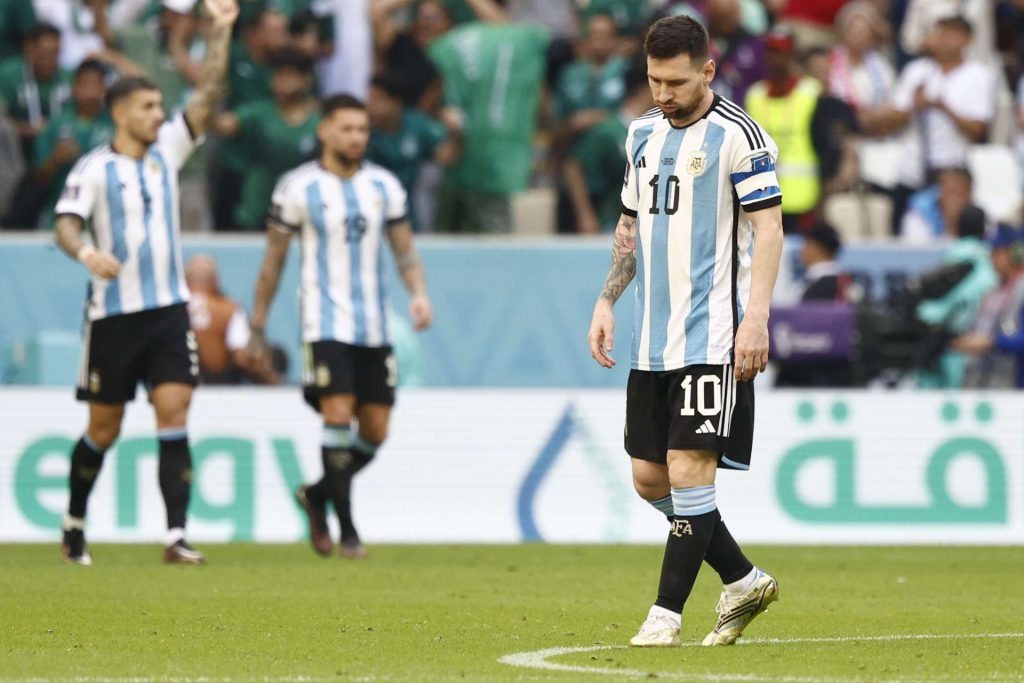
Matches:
[31,58,114,230]
[214,7,289,230]
[429,21,550,233]
[0,0,36,62]
[0,23,71,161]
[367,74,459,232]
[562,63,650,234]
[213,47,320,231]
[554,13,627,143]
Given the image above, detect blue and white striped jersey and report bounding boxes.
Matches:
[620,94,782,371]
[55,112,198,321]
[270,161,408,347]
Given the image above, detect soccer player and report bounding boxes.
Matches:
[248,94,432,559]
[53,0,239,566]
[587,16,784,647]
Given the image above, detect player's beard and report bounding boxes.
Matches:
[667,92,707,122]
[330,149,363,170]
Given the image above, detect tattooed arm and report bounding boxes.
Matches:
[387,222,433,331]
[588,213,637,368]
[183,0,239,138]
[247,225,292,366]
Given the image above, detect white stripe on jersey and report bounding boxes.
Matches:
[55,113,198,320]
[620,94,781,371]
[272,161,408,347]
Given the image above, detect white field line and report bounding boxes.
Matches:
[497,632,1024,682]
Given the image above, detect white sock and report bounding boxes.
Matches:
[724,567,761,596]
[165,527,185,546]
[648,604,681,627]
[62,514,85,531]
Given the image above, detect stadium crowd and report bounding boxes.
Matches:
[0,0,1023,388]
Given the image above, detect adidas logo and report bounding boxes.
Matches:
[695,419,716,434]
[635,156,647,169]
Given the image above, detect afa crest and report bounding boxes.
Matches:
[686,150,708,177]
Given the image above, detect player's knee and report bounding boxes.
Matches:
[320,402,354,426]
[359,423,387,446]
[87,421,121,450]
[632,476,668,501]
[667,454,714,488]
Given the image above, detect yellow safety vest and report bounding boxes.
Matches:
[745,77,821,214]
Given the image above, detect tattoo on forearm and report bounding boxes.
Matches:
[599,216,637,304]
[191,25,231,122]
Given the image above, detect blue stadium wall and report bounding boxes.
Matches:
[0,235,943,387]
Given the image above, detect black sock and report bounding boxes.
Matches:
[158,430,192,531]
[654,485,718,614]
[305,476,329,507]
[703,510,754,584]
[67,436,106,520]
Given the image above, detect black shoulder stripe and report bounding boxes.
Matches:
[714,108,756,150]
[719,99,765,148]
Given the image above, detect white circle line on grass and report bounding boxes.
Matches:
[497,632,1024,682]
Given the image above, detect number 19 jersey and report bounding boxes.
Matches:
[620,94,782,371]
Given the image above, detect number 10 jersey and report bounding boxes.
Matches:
[620,94,782,372]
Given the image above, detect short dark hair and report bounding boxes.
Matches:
[321,93,366,117]
[936,15,972,34]
[957,205,986,240]
[370,74,404,100]
[624,61,648,95]
[26,22,60,42]
[644,16,709,62]
[269,47,314,74]
[74,58,106,81]
[289,9,317,35]
[105,76,159,109]
[806,222,842,257]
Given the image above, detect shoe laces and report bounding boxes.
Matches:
[641,612,679,634]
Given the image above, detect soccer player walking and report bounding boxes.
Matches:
[587,16,784,647]
[249,94,432,559]
[53,0,239,566]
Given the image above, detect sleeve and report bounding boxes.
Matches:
[728,127,782,212]
[381,172,409,226]
[891,61,924,112]
[32,119,58,167]
[268,174,305,233]
[225,305,250,351]
[155,110,201,171]
[951,65,996,122]
[619,126,638,217]
[53,154,100,222]
[418,113,448,158]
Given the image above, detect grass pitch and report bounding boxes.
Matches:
[1,544,1022,682]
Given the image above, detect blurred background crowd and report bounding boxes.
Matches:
[1,0,1024,390]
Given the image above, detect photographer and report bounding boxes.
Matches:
[915,205,997,387]
[954,225,1024,389]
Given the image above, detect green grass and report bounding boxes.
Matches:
[1,544,1022,682]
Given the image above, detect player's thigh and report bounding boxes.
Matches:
[142,304,200,401]
[150,382,194,429]
[319,393,357,425]
[76,313,145,404]
[624,369,670,464]
[631,457,669,500]
[302,341,358,416]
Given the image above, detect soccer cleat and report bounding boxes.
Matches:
[701,571,779,646]
[61,528,92,567]
[340,537,368,560]
[163,539,206,565]
[295,486,332,557]
[629,606,681,647]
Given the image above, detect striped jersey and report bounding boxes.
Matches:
[270,160,408,347]
[55,112,198,321]
[620,93,781,371]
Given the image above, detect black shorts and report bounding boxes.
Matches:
[302,341,396,411]
[625,364,754,471]
[76,303,199,404]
